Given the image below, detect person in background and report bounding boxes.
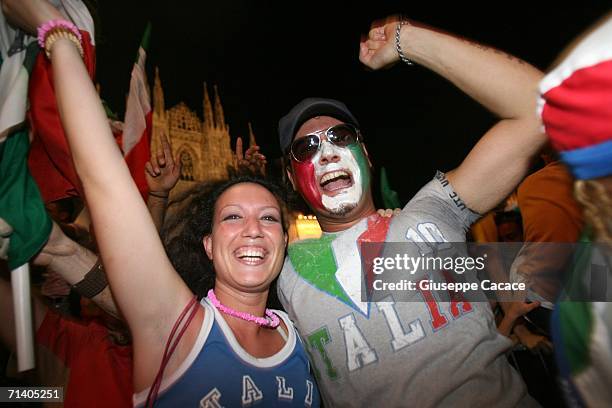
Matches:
[495,211,524,243]
[509,151,584,332]
[537,12,612,407]
[145,133,181,232]
[0,272,133,407]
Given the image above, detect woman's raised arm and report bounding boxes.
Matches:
[2,0,199,388]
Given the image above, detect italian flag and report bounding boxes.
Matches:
[27,1,96,203]
[1,5,55,373]
[0,7,52,267]
[122,23,152,198]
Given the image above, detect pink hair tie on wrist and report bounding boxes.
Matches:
[36,19,84,59]
[36,19,82,48]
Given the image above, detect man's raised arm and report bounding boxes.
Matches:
[360,16,546,213]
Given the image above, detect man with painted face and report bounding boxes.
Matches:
[277,16,545,407]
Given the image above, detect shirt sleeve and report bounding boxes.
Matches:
[277,258,297,319]
[404,171,481,233]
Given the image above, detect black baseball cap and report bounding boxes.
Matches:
[278,97,360,154]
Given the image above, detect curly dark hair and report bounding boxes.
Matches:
[162,175,291,304]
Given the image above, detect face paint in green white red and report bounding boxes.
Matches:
[291,119,370,215]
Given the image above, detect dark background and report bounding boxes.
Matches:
[94,1,610,203]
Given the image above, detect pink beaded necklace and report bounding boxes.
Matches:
[207,289,280,328]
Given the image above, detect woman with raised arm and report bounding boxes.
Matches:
[1,1,319,406]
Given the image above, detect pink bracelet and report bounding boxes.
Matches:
[37,19,82,49]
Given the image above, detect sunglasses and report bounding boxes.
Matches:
[289,123,362,162]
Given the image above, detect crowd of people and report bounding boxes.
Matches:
[0,0,611,406]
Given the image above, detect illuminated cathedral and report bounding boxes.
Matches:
[151,68,320,240]
[150,68,256,197]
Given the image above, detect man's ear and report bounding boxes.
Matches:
[361,142,374,168]
[203,235,213,260]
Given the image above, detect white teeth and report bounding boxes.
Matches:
[320,170,350,185]
[236,248,264,259]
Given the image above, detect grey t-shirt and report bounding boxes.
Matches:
[279,173,535,407]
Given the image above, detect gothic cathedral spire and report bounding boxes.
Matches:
[213,84,226,130]
[203,82,214,129]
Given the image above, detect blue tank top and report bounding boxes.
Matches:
[134,299,320,407]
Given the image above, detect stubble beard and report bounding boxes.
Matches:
[326,201,358,217]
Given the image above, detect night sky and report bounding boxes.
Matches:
[94,1,610,204]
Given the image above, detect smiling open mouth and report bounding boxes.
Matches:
[235,247,267,265]
[320,170,353,193]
